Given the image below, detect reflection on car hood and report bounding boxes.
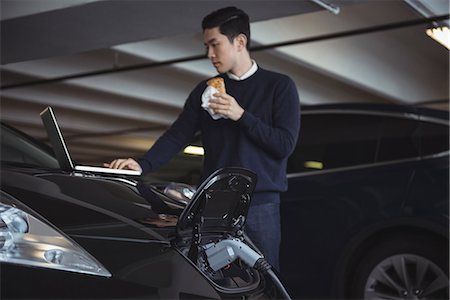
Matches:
[1,167,174,242]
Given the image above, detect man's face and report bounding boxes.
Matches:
[203,27,238,74]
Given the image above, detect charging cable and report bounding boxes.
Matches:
[203,239,291,299]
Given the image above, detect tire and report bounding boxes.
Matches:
[349,234,449,300]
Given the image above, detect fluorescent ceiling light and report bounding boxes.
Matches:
[426,26,450,50]
[183,145,204,156]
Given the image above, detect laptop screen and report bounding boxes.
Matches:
[40,106,141,176]
[40,106,74,171]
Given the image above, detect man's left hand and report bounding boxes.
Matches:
[209,93,244,121]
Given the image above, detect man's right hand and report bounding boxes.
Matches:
[104,158,143,172]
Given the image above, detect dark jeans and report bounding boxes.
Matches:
[245,195,280,271]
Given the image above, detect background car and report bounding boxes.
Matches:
[150,103,449,299]
[281,104,449,299]
[0,122,288,299]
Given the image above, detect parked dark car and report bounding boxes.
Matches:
[0,122,289,299]
[151,103,449,300]
[280,104,449,299]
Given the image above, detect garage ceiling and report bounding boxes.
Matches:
[0,0,449,168]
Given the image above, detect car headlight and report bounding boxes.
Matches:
[0,191,111,277]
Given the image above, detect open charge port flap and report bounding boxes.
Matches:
[173,168,262,292]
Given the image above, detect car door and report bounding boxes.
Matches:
[280,111,421,299]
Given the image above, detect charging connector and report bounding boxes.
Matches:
[202,239,292,299]
[203,239,261,271]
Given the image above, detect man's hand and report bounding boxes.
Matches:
[104,158,143,172]
[209,93,244,121]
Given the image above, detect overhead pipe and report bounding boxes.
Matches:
[310,0,340,15]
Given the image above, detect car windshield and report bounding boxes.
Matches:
[1,124,59,169]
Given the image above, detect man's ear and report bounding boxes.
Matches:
[235,33,248,51]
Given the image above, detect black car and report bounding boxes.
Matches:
[0,120,290,299]
[280,104,449,299]
[151,103,449,300]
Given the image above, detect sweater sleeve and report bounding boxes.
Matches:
[238,77,300,159]
[137,89,201,173]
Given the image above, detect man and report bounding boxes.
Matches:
[106,6,300,270]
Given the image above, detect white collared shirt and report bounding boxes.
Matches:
[227,60,258,81]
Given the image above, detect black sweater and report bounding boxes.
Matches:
[138,67,300,196]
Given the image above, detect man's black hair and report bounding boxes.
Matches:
[202,6,251,50]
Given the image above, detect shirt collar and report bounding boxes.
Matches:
[227,60,258,81]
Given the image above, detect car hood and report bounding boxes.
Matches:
[1,166,258,244]
[1,167,176,242]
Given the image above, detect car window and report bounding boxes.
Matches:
[147,153,204,186]
[418,120,449,156]
[147,111,449,181]
[0,125,59,169]
[287,113,381,173]
[147,134,204,186]
[376,117,420,162]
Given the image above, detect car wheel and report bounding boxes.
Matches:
[350,234,449,300]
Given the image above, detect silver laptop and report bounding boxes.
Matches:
[40,106,141,176]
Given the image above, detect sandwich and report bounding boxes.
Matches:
[207,77,226,94]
